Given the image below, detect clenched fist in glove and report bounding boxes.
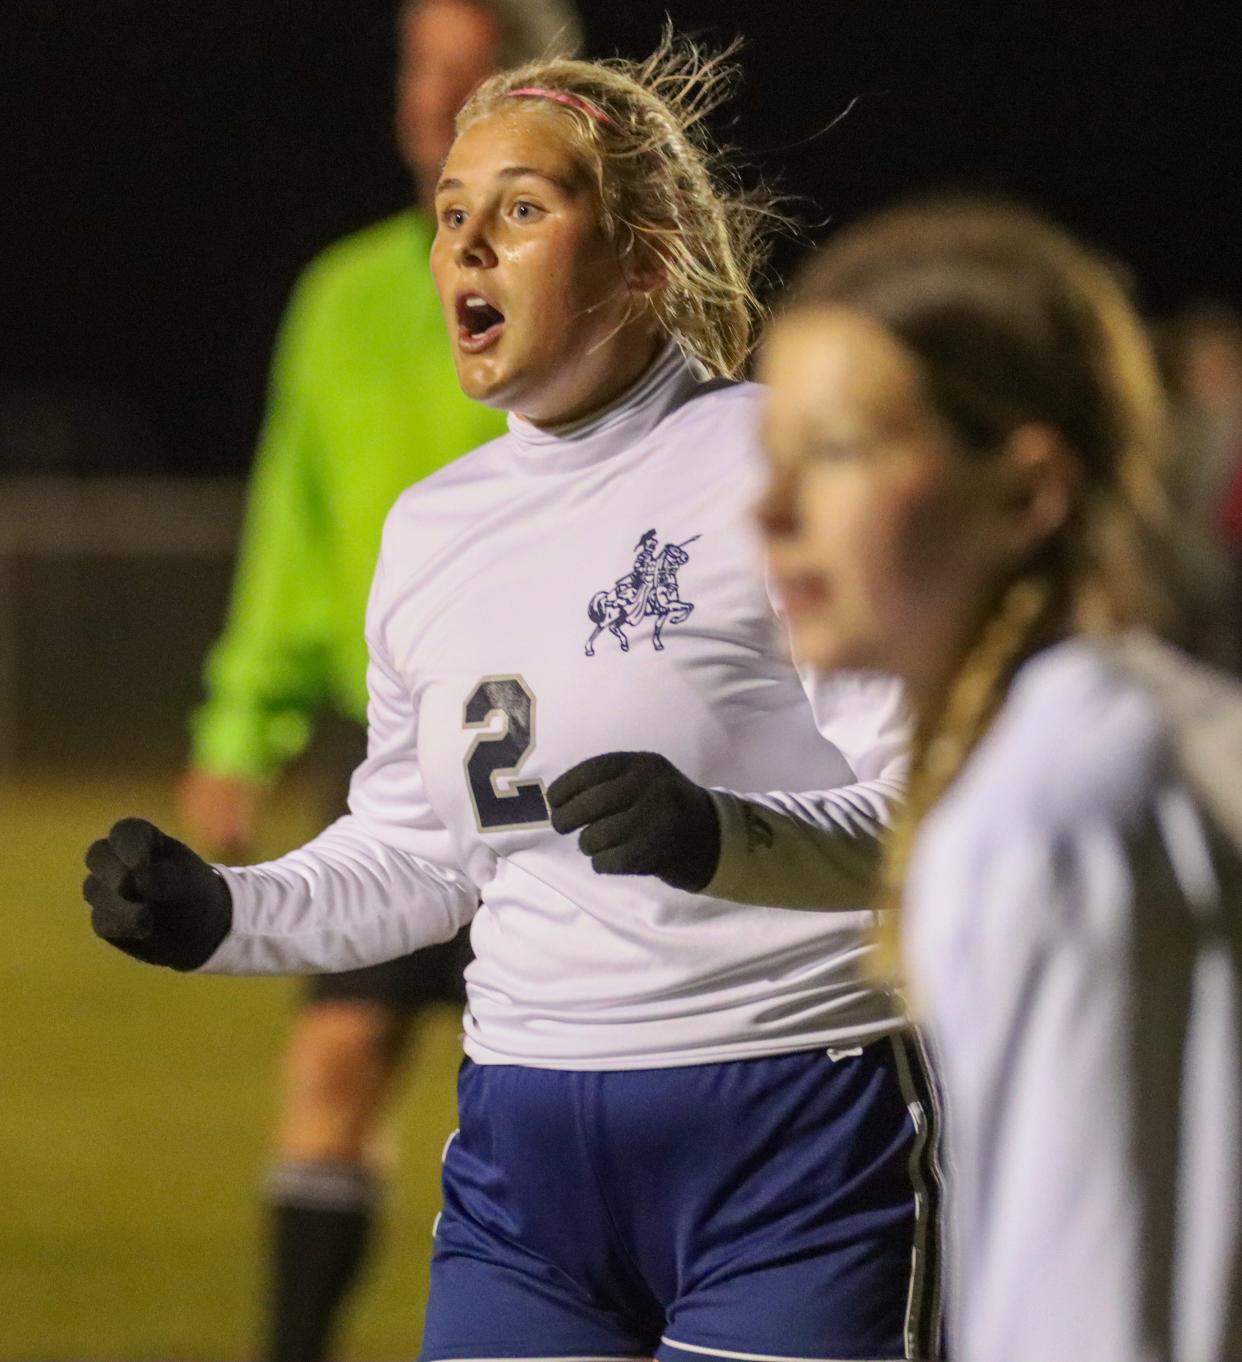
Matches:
[82,817,233,970]
[547,752,721,893]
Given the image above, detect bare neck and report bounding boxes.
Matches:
[523,332,665,431]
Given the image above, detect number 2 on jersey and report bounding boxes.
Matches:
[462,676,550,831]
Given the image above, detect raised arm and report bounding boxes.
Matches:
[548,668,907,911]
[84,529,479,975]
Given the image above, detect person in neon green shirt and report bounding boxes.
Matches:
[178,4,581,1360]
[188,207,505,789]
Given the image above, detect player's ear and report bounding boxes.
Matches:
[620,240,667,297]
[992,423,1082,560]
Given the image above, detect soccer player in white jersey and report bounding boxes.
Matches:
[753,197,1242,1362]
[81,39,944,1361]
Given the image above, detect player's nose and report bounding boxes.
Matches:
[455,222,498,270]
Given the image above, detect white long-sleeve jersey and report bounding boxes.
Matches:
[200,345,908,1068]
[906,637,1242,1362]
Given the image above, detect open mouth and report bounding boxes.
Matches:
[456,292,506,353]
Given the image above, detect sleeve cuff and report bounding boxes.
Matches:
[705,789,778,902]
[703,788,884,911]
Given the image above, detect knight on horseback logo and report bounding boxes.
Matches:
[585,528,699,656]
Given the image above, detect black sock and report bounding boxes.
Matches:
[264,1162,379,1362]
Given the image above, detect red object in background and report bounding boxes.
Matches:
[1219,434,1242,546]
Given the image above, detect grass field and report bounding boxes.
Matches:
[1,772,462,1361]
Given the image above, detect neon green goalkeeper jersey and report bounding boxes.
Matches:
[190,210,506,782]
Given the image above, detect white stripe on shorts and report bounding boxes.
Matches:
[660,1335,898,1362]
[888,1029,944,1360]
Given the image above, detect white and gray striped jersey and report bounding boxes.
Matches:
[200,346,910,1070]
[907,637,1242,1362]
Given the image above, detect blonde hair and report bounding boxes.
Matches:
[785,198,1173,982]
[454,30,780,378]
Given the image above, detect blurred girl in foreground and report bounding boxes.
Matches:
[758,199,1242,1362]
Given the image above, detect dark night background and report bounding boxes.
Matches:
[0,13,1239,1349]
[2,1,1238,478]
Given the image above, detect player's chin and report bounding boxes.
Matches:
[787,616,861,674]
[453,354,517,409]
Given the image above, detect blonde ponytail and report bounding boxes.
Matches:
[873,576,1058,983]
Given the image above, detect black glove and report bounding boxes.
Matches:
[82,817,233,971]
[547,751,721,893]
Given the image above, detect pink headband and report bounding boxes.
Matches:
[505,86,615,128]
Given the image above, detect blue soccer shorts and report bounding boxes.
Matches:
[418,1032,942,1362]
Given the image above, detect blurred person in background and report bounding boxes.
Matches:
[177,3,582,1359]
[753,198,1242,1361]
[1155,302,1242,669]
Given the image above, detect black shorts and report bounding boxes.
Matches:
[305,926,472,1009]
[302,721,472,1011]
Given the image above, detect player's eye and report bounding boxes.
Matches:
[441,207,467,229]
[512,200,545,222]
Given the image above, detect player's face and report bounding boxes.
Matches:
[759,309,1016,703]
[430,110,661,424]
[396,0,500,201]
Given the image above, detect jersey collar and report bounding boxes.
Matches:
[505,343,708,475]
